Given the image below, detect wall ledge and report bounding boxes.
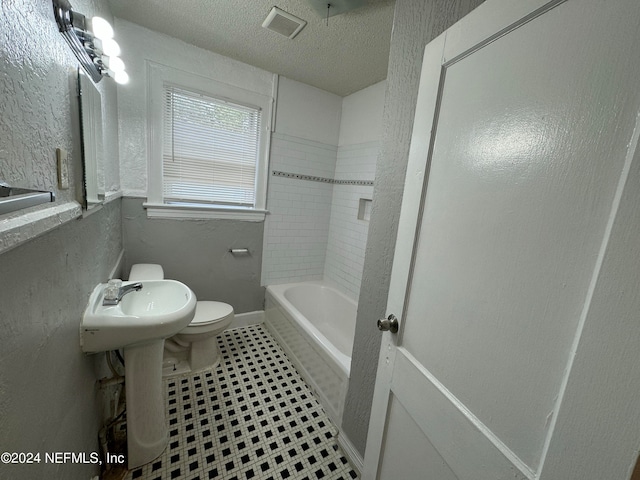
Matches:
[0,201,82,255]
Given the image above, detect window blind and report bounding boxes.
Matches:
[163,86,261,207]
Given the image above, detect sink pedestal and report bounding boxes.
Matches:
[80,279,197,468]
[124,340,168,468]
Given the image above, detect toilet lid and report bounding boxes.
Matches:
[192,301,234,325]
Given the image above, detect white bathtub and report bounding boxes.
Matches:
[265,281,356,424]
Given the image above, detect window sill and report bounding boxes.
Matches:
[143,202,267,221]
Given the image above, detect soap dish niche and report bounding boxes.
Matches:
[358,198,372,221]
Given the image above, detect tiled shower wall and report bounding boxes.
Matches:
[262,136,378,301]
[262,133,337,284]
[262,79,384,300]
[324,142,378,300]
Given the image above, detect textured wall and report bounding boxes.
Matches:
[0,0,119,200]
[115,19,274,308]
[0,0,77,201]
[342,0,487,457]
[0,201,122,479]
[122,198,265,313]
[115,19,275,197]
[0,1,123,478]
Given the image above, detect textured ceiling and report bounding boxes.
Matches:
[107,0,396,97]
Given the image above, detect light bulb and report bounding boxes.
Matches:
[114,70,129,85]
[104,55,125,72]
[95,38,121,57]
[91,16,114,40]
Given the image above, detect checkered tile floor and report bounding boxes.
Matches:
[124,325,358,480]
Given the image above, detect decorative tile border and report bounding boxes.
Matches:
[272,171,333,183]
[333,179,374,186]
[272,170,374,186]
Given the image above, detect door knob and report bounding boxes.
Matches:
[377,314,399,333]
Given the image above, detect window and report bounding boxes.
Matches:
[163,86,261,207]
[146,64,272,220]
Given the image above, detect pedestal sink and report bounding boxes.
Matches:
[81,280,196,468]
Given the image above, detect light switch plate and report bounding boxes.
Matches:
[56,148,69,189]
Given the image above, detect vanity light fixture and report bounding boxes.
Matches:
[52,0,129,84]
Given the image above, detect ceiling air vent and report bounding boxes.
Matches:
[262,7,307,39]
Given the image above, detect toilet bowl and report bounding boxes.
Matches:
[128,264,234,374]
[171,301,233,371]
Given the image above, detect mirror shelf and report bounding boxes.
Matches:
[0,185,56,216]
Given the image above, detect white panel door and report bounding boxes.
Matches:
[364,0,640,479]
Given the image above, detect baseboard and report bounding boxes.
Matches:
[230,310,264,330]
[337,428,364,477]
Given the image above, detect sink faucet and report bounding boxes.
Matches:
[103,282,143,306]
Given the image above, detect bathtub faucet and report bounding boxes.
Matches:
[103,282,143,305]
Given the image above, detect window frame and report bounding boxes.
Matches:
[145,63,272,221]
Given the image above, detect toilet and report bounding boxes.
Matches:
[128,264,234,375]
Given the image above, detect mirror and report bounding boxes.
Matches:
[78,70,104,209]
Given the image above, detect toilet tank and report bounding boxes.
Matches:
[129,263,164,281]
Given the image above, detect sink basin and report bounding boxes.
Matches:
[81,279,197,468]
[81,280,196,353]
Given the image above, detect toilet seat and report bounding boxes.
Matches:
[184,301,234,334]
